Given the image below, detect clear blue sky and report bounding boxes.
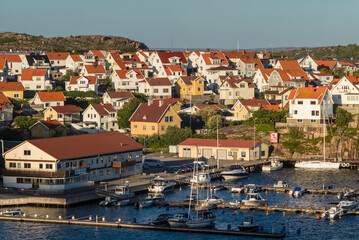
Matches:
[1,0,358,50]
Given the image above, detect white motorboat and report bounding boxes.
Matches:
[220,165,249,181]
[231,182,245,193]
[151,213,174,226]
[136,200,154,208]
[244,184,261,193]
[148,176,177,193]
[229,200,241,207]
[0,209,24,217]
[99,197,118,207]
[185,210,215,228]
[203,196,223,205]
[242,193,267,207]
[337,200,359,210]
[190,173,211,185]
[237,216,260,232]
[289,187,306,197]
[273,181,289,188]
[146,194,164,201]
[116,199,131,206]
[295,161,340,169]
[168,213,189,228]
[114,186,135,199]
[262,160,283,172]
[321,207,345,220]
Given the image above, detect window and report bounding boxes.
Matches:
[163,88,169,93]
[24,150,31,156]
[39,164,43,169]
[9,162,16,168]
[14,93,20,98]
[199,81,203,84]
[152,126,155,131]
[297,119,303,123]
[298,101,303,105]
[261,151,265,157]
[143,125,146,130]
[46,164,53,169]
[134,125,137,129]
[294,110,298,114]
[24,163,31,169]
[310,119,316,123]
[161,125,165,131]
[197,87,201,92]
[241,152,246,157]
[310,101,316,105]
[44,130,48,134]
[34,129,38,134]
[240,83,245,88]
[17,163,21,169]
[154,89,158,93]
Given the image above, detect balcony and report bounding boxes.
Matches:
[1,169,71,178]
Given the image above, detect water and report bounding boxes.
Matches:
[1,168,359,240]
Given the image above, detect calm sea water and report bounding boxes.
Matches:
[1,168,359,240]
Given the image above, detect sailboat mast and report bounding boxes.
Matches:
[323,99,326,162]
[196,145,199,218]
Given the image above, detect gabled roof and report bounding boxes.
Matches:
[70,76,98,85]
[0,57,7,70]
[223,51,256,60]
[49,105,81,114]
[179,76,203,85]
[195,105,223,112]
[262,105,281,111]
[288,86,328,104]
[45,52,70,60]
[157,52,188,64]
[25,54,50,66]
[277,60,303,72]
[178,138,259,149]
[238,99,270,108]
[0,82,25,91]
[202,52,228,66]
[130,102,172,123]
[207,66,237,71]
[115,69,144,79]
[37,92,65,102]
[0,92,13,108]
[90,103,116,115]
[106,91,134,99]
[85,64,106,74]
[0,54,22,62]
[222,76,255,88]
[144,77,172,86]
[314,59,337,70]
[21,69,47,81]
[70,55,83,62]
[152,98,184,105]
[90,50,106,58]
[7,132,143,160]
[163,65,187,75]
[31,120,64,130]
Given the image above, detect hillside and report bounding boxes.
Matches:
[0,32,149,53]
[272,44,359,61]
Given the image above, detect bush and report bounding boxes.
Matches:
[63,91,99,98]
[14,116,38,130]
[256,123,275,133]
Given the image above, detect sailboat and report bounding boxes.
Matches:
[186,146,215,228]
[295,98,340,169]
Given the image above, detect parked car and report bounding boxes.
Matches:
[172,166,186,174]
[193,161,212,170]
[179,165,191,172]
[143,159,164,168]
[164,167,181,174]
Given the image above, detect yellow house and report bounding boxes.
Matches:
[43,105,81,123]
[176,76,205,98]
[0,82,25,99]
[129,100,182,136]
[232,99,271,120]
[152,98,184,113]
[29,119,67,138]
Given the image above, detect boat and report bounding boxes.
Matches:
[337,200,359,210]
[337,189,357,200]
[244,184,261,193]
[168,213,189,228]
[321,207,345,220]
[148,176,177,193]
[237,216,260,232]
[229,200,241,207]
[186,210,215,228]
[289,187,306,197]
[273,181,289,188]
[145,194,164,201]
[114,186,135,199]
[203,195,223,205]
[190,173,211,185]
[151,213,173,225]
[135,200,154,209]
[242,193,267,207]
[99,197,118,207]
[262,160,283,172]
[220,165,249,181]
[231,182,245,193]
[184,193,197,202]
[116,199,131,206]
[0,209,24,217]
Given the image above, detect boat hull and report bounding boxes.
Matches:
[242,200,266,207]
[186,219,214,228]
[262,163,283,172]
[295,161,340,169]
[238,225,260,232]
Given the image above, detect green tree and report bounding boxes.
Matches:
[335,107,352,128]
[14,116,38,130]
[195,107,217,124]
[161,126,192,147]
[206,115,226,130]
[133,92,148,102]
[119,46,137,52]
[117,98,142,128]
[62,70,77,81]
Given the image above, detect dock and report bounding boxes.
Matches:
[0,216,286,238]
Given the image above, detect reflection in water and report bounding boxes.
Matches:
[0,168,359,239]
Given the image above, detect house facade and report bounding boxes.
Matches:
[0,92,13,124]
[82,103,118,131]
[19,68,52,90]
[102,91,134,111]
[110,70,144,91]
[30,119,67,138]
[0,82,25,99]
[43,105,81,123]
[219,77,256,105]
[176,76,205,99]
[30,92,66,109]
[232,99,271,120]
[330,76,359,106]
[66,75,99,93]
[138,77,172,99]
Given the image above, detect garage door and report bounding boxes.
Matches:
[183,148,191,158]
[203,149,212,159]
[218,150,227,160]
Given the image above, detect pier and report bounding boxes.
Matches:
[0,216,286,238]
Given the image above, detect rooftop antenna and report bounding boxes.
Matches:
[171,34,173,50]
[237,40,239,52]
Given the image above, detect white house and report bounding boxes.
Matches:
[0,57,8,81]
[0,92,13,124]
[205,66,239,92]
[138,77,172,99]
[65,55,85,72]
[156,65,187,84]
[219,76,256,105]
[82,63,107,81]
[330,76,359,106]
[2,132,144,191]
[287,86,333,124]
[19,68,52,90]
[82,103,118,131]
[0,54,22,77]
[102,91,134,111]
[46,52,70,70]
[66,75,99,93]
[252,68,274,92]
[149,51,188,73]
[110,69,145,91]
[29,92,66,109]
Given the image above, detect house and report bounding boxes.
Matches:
[252,68,275,92]
[46,52,70,70]
[102,91,134,111]
[219,76,256,105]
[138,77,172,99]
[177,138,269,161]
[180,104,223,115]
[0,92,13,124]
[152,98,184,112]
[176,76,206,99]
[287,86,333,124]
[82,103,118,131]
[2,131,144,191]
[223,51,257,68]
[149,51,188,73]
[338,61,357,72]
[232,99,271,120]
[267,69,307,89]
[310,72,334,86]
[0,81,25,99]
[0,54,22,77]
[65,55,85,72]
[205,66,239,91]
[313,59,338,72]
[88,50,107,65]
[297,55,318,73]
[129,100,182,136]
[29,92,66,109]
[23,53,51,69]
[157,65,187,84]
[0,57,8,81]
[66,75,99,93]
[110,69,144,91]
[30,119,67,138]
[264,85,293,108]
[330,76,359,106]
[19,68,52,90]
[43,105,81,123]
[82,63,106,81]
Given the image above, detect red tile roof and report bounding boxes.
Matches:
[85,64,106,74]
[13,132,143,160]
[0,57,6,70]
[70,55,83,62]
[237,99,271,111]
[0,92,13,108]
[37,92,66,102]
[180,76,202,85]
[178,138,259,148]
[262,105,281,111]
[90,50,106,58]
[207,66,237,71]
[314,59,337,70]
[164,65,187,76]
[202,52,229,66]
[21,69,47,81]
[50,105,81,114]
[115,69,144,79]
[0,82,25,91]
[223,51,257,59]
[45,52,70,60]
[106,91,134,99]
[288,86,328,104]
[91,103,116,115]
[35,120,64,130]
[157,52,188,64]
[70,76,98,85]
[145,77,172,86]
[130,102,171,123]
[0,54,22,62]
[195,105,223,112]
[152,98,184,105]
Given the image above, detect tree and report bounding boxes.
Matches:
[117,98,142,128]
[119,46,137,52]
[195,107,217,124]
[14,116,38,130]
[335,107,352,128]
[206,115,226,130]
[133,92,148,102]
[62,70,77,81]
[161,126,192,147]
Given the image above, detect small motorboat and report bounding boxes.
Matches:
[146,194,164,201]
[99,198,118,207]
[135,200,154,209]
[185,210,215,229]
[321,207,345,220]
[273,181,289,188]
[242,193,267,207]
[151,213,174,225]
[231,182,245,194]
[168,213,189,228]
[289,187,306,197]
[148,176,177,193]
[203,196,223,205]
[190,173,211,185]
[114,186,135,199]
[238,216,260,232]
[116,199,131,206]
[220,164,249,181]
[337,189,357,200]
[211,185,225,191]
[262,160,283,172]
[244,184,261,193]
[337,200,359,210]
[229,200,241,207]
[0,209,24,217]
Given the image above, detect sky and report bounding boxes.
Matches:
[1,0,359,50]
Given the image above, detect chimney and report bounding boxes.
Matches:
[159,100,164,107]
[242,50,245,55]
[309,85,313,89]
[148,99,153,106]
[100,100,104,105]
[47,117,51,121]
[166,50,171,53]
